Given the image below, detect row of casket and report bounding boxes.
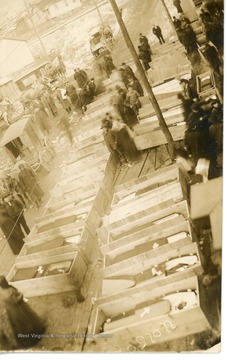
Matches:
[84,162,212,351]
[134,78,188,150]
[6,89,119,298]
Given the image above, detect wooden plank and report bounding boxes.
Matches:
[70,142,107,159]
[18,224,95,261]
[63,151,109,170]
[61,154,109,175]
[134,123,186,150]
[16,244,79,263]
[138,104,183,122]
[136,108,184,132]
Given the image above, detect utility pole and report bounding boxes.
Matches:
[23,0,51,62]
[160,0,177,36]
[92,0,105,27]
[108,0,175,159]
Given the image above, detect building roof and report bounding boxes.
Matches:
[35,0,61,10]
[0,77,13,86]
[12,60,48,82]
[0,37,27,43]
[0,116,31,146]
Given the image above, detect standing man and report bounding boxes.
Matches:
[125,86,141,116]
[18,163,44,208]
[0,212,25,255]
[102,55,116,78]
[138,45,151,71]
[139,33,149,46]
[152,25,165,44]
[173,0,183,14]
[100,118,127,167]
[2,194,30,235]
[73,68,88,89]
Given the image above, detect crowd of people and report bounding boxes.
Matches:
[177,96,223,178]
[171,0,223,179]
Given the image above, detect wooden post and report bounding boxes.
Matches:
[108,0,175,160]
[160,0,178,36]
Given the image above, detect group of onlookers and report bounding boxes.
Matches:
[0,161,44,255]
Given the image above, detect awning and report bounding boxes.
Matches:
[0,116,31,146]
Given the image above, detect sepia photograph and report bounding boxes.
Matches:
[0,0,223,354]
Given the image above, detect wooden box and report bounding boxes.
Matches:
[49,180,102,200]
[112,163,189,206]
[102,220,197,278]
[29,211,87,237]
[100,200,189,247]
[102,212,192,261]
[70,143,107,160]
[7,251,87,298]
[42,202,101,233]
[25,219,87,243]
[60,154,108,176]
[110,180,187,215]
[45,196,93,216]
[75,134,104,151]
[136,110,184,133]
[46,185,108,217]
[101,242,204,296]
[98,181,187,242]
[65,145,108,165]
[84,275,211,352]
[16,223,95,262]
[98,198,187,244]
[134,123,186,150]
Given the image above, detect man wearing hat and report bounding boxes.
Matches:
[2,193,30,235]
[73,68,88,89]
[186,102,207,129]
[100,118,127,167]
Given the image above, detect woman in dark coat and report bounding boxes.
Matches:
[112,122,141,163]
[103,55,116,78]
[118,89,138,127]
[104,115,141,163]
[0,276,45,349]
[18,164,44,208]
[0,213,25,255]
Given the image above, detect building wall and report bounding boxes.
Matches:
[0,80,21,101]
[26,7,48,28]
[47,0,81,19]
[0,40,35,77]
